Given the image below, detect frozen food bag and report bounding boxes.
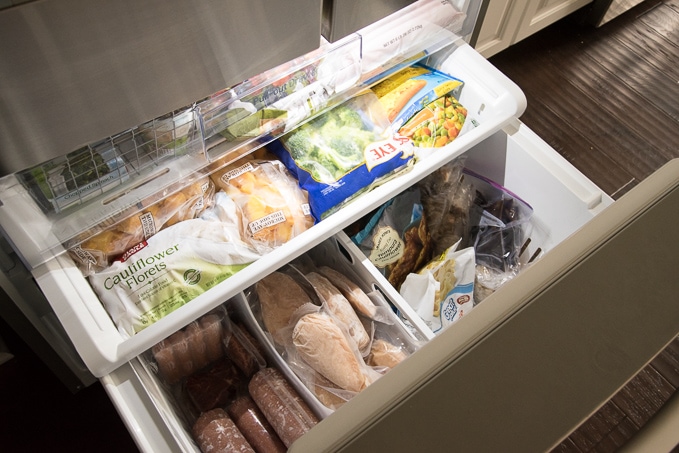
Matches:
[89,192,262,336]
[69,177,216,275]
[351,187,433,291]
[370,63,464,134]
[269,91,415,220]
[210,158,314,254]
[398,91,468,149]
[463,169,545,304]
[399,241,475,334]
[416,156,475,256]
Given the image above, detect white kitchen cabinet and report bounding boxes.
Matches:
[475,0,592,57]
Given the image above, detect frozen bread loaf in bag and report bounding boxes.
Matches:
[69,177,215,275]
[210,157,314,253]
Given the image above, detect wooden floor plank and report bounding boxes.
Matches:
[566,401,627,451]
[610,367,676,428]
[517,102,637,197]
[650,338,679,388]
[592,417,639,452]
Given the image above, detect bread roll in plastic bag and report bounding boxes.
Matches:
[210,158,314,253]
[69,177,215,275]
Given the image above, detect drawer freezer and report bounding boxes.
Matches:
[1,0,678,451]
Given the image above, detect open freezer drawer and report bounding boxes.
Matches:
[102,120,629,452]
[9,40,530,378]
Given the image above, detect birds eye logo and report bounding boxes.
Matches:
[183,269,201,285]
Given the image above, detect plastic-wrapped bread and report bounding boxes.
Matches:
[318,266,377,318]
[367,338,408,369]
[305,272,370,352]
[256,272,312,345]
[292,312,367,393]
[248,367,319,448]
[69,177,215,275]
[192,408,255,453]
[210,159,314,253]
[185,359,243,413]
[227,395,286,453]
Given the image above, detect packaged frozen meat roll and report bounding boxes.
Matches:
[210,158,314,254]
[69,177,215,275]
[89,193,262,336]
[227,395,286,453]
[248,367,319,448]
[223,319,267,378]
[192,408,255,453]
[151,310,226,385]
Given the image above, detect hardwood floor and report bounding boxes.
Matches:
[490,0,679,200]
[0,2,677,452]
[490,1,679,451]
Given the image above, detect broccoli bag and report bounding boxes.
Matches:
[269,92,415,221]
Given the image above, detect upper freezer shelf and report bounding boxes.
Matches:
[0,0,474,271]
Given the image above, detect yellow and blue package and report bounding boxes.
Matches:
[269,92,415,221]
[371,63,464,133]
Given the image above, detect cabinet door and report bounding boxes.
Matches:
[474,0,525,58]
[514,0,592,42]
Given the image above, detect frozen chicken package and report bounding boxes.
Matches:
[89,192,262,336]
[269,91,415,221]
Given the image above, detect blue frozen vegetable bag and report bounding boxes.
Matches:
[270,92,415,221]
